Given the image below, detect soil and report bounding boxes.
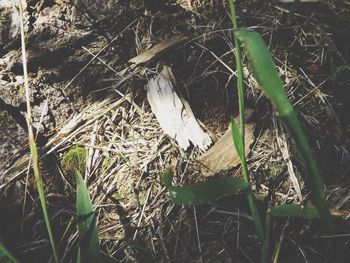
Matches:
[1,0,350,262]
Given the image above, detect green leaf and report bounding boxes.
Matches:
[0,243,19,263]
[76,171,101,263]
[234,30,293,117]
[234,29,333,231]
[230,118,244,162]
[163,170,248,206]
[270,204,320,220]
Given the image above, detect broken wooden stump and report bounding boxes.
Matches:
[146,66,212,151]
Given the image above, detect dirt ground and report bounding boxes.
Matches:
[1,0,350,262]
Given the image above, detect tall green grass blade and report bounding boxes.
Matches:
[77,248,81,263]
[76,171,101,263]
[228,0,245,137]
[234,29,333,231]
[234,31,291,116]
[261,210,272,263]
[228,0,265,241]
[0,243,19,263]
[18,1,59,261]
[246,188,265,241]
[162,170,248,206]
[31,139,60,263]
[270,204,320,219]
[230,119,244,161]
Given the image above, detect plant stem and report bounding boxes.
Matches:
[273,230,284,263]
[228,0,265,241]
[228,0,244,137]
[0,242,19,263]
[18,1,60,262]
[242,162,265,240]
[261,209,272,263]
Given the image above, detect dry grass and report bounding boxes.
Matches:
[1,0,350,262]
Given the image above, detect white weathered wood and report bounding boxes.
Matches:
[146,66,212,151]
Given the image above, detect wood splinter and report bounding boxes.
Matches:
[146,66,212,151]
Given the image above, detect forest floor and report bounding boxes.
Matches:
[1,0,350,262]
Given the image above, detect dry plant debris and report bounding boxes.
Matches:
[129,34,189,65]
[0,0,350,262]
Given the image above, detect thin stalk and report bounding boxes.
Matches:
[241,160,264,240]
[0,242,19,263]
[261,209,272,263]
[18,1,59,262]
[272,232,284,263]
[228,0,244,137]
[228,0,265,241]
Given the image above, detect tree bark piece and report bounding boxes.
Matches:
[146,66,212,151]
[198,112,256,177]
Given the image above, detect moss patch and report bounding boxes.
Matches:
[61,146,87,176]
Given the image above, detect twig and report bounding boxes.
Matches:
[193,206,203,263]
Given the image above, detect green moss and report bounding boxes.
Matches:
[61,146,87,176]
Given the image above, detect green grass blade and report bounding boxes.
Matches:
[234,29,333,231]
[261,210,272,263]
[228,0,245,138]
[246,189,265,240]
[162,170,248,206]
[77,248,81,263]
[18,1,59,261]
[228,0,265,241]
[0,243,19,263]
[270,204,320,219]
[76,171,101,263]
[31,138,60,263]
[230,119,244,161]
[234,30,292,116]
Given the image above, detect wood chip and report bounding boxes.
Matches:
[197,111,256,177]
[129,34,189,65]
[146,66,212,151]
